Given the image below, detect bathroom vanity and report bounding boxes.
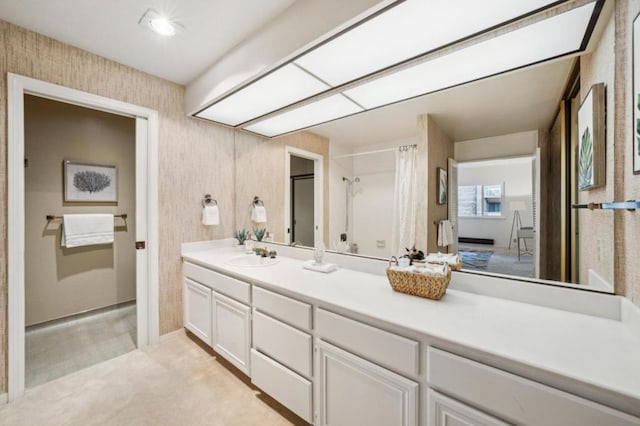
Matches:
[182,240,640,426]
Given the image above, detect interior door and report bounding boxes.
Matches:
[447,159,459,254]
[135,117,148,347]
[292,176,315,247]
[534,151,541,279]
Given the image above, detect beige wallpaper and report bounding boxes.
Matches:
[427,116,455,254]
[579,8,616,288]
[0,20,236,392]
[234,130,330,246]
[24,95,136,326]
[618,0,640,305]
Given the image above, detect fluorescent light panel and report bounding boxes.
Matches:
[294,0,562,87]
[196,64,329,126]
[344,2,595,109]
[245,95,363,137]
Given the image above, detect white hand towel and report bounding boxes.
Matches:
[251,205,267,223]
[437,220,454,247]
[62,214,114,248]
[202,205,219,226]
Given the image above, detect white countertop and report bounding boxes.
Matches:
[182,245,640,410]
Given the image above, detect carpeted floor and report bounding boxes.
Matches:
[459,249,494,270]
[1,331,305,426]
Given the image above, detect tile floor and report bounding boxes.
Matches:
[1,331,306,426]
[25,302,137,389]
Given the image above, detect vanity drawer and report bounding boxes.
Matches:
[253,310,312,377]
[183,262,250,304]
[251,349,313,423]
[316,308,419,377]
[253,286,312,330]
[427,347,640,425]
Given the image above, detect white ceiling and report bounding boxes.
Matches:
[0,0,296,84]
[311,56,574,145]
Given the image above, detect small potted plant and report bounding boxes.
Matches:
[235,229,249,248]
[253,228,267,242]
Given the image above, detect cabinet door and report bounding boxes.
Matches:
[316,340,418,426]
[183,278,212,346]
[428,390,508,426]
[212,292,251,376]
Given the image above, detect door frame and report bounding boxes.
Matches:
[284,146,323,246]
[7,73,160,400]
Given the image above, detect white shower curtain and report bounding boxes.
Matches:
[391,146,417,257]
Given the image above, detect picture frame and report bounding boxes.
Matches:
[633,12,640,174]
[577,83,605,191]
[64,160,118,202]
[437,167,447,205]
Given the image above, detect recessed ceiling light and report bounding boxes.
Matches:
[139,9,182,37]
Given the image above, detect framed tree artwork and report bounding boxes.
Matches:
[64,161,118,202]
[577,83,605,190]
[437,167,447,205]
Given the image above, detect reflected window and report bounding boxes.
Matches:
[459,184,504,217]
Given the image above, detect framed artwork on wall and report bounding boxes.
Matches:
[437,167,447,205]
[64,161,118,202]
[577,83,605,191]
[633,12,640,174]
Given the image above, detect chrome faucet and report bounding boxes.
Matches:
[253,247,269,257]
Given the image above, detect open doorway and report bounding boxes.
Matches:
[23,95,137,389]
[284,146,323,248]
[455,156,536,279]
[290,156,315,247]
[8,73,159,400]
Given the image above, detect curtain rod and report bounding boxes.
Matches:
[332,144,417,159]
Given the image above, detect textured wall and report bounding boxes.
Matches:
[234,130,329,246]
[0,20,236,392]
[425,116,455,254]
[617,0,640,305]
[579,8,616,288]
[24,95,136,326]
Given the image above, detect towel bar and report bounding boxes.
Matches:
[46,214,127,222]
[571,200,639,211]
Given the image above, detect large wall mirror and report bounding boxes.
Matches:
[234,0,615,293]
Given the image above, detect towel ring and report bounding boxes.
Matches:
[202,194,217,207]
[253,196,264,207]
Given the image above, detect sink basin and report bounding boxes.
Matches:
[226,254,280,267]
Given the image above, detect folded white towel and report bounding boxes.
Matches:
[251,205,267,223]
[62,214,114,248]
[390,263,448,277]
[425,252,460,266]
[202,206,219,226]
[437,220,454,247]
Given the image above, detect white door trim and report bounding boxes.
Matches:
[7,73,160,401]
[284,146,323,246]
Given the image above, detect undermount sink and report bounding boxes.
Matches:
[226,254,280,267]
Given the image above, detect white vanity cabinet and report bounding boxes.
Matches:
[250,286,314,423]
[315,309,420,426]
[183,262,252,376]
[427,389,508,426]
[212,292,251,375]
[183,278,212,345]
[427,347,640,426]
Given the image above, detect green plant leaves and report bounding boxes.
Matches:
[579,126,593,190]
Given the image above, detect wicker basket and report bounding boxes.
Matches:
[425,258,463,271]
[386,266,451,300]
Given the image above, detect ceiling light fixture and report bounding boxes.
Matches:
[139,9,182,37]
[194,0,602,137]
